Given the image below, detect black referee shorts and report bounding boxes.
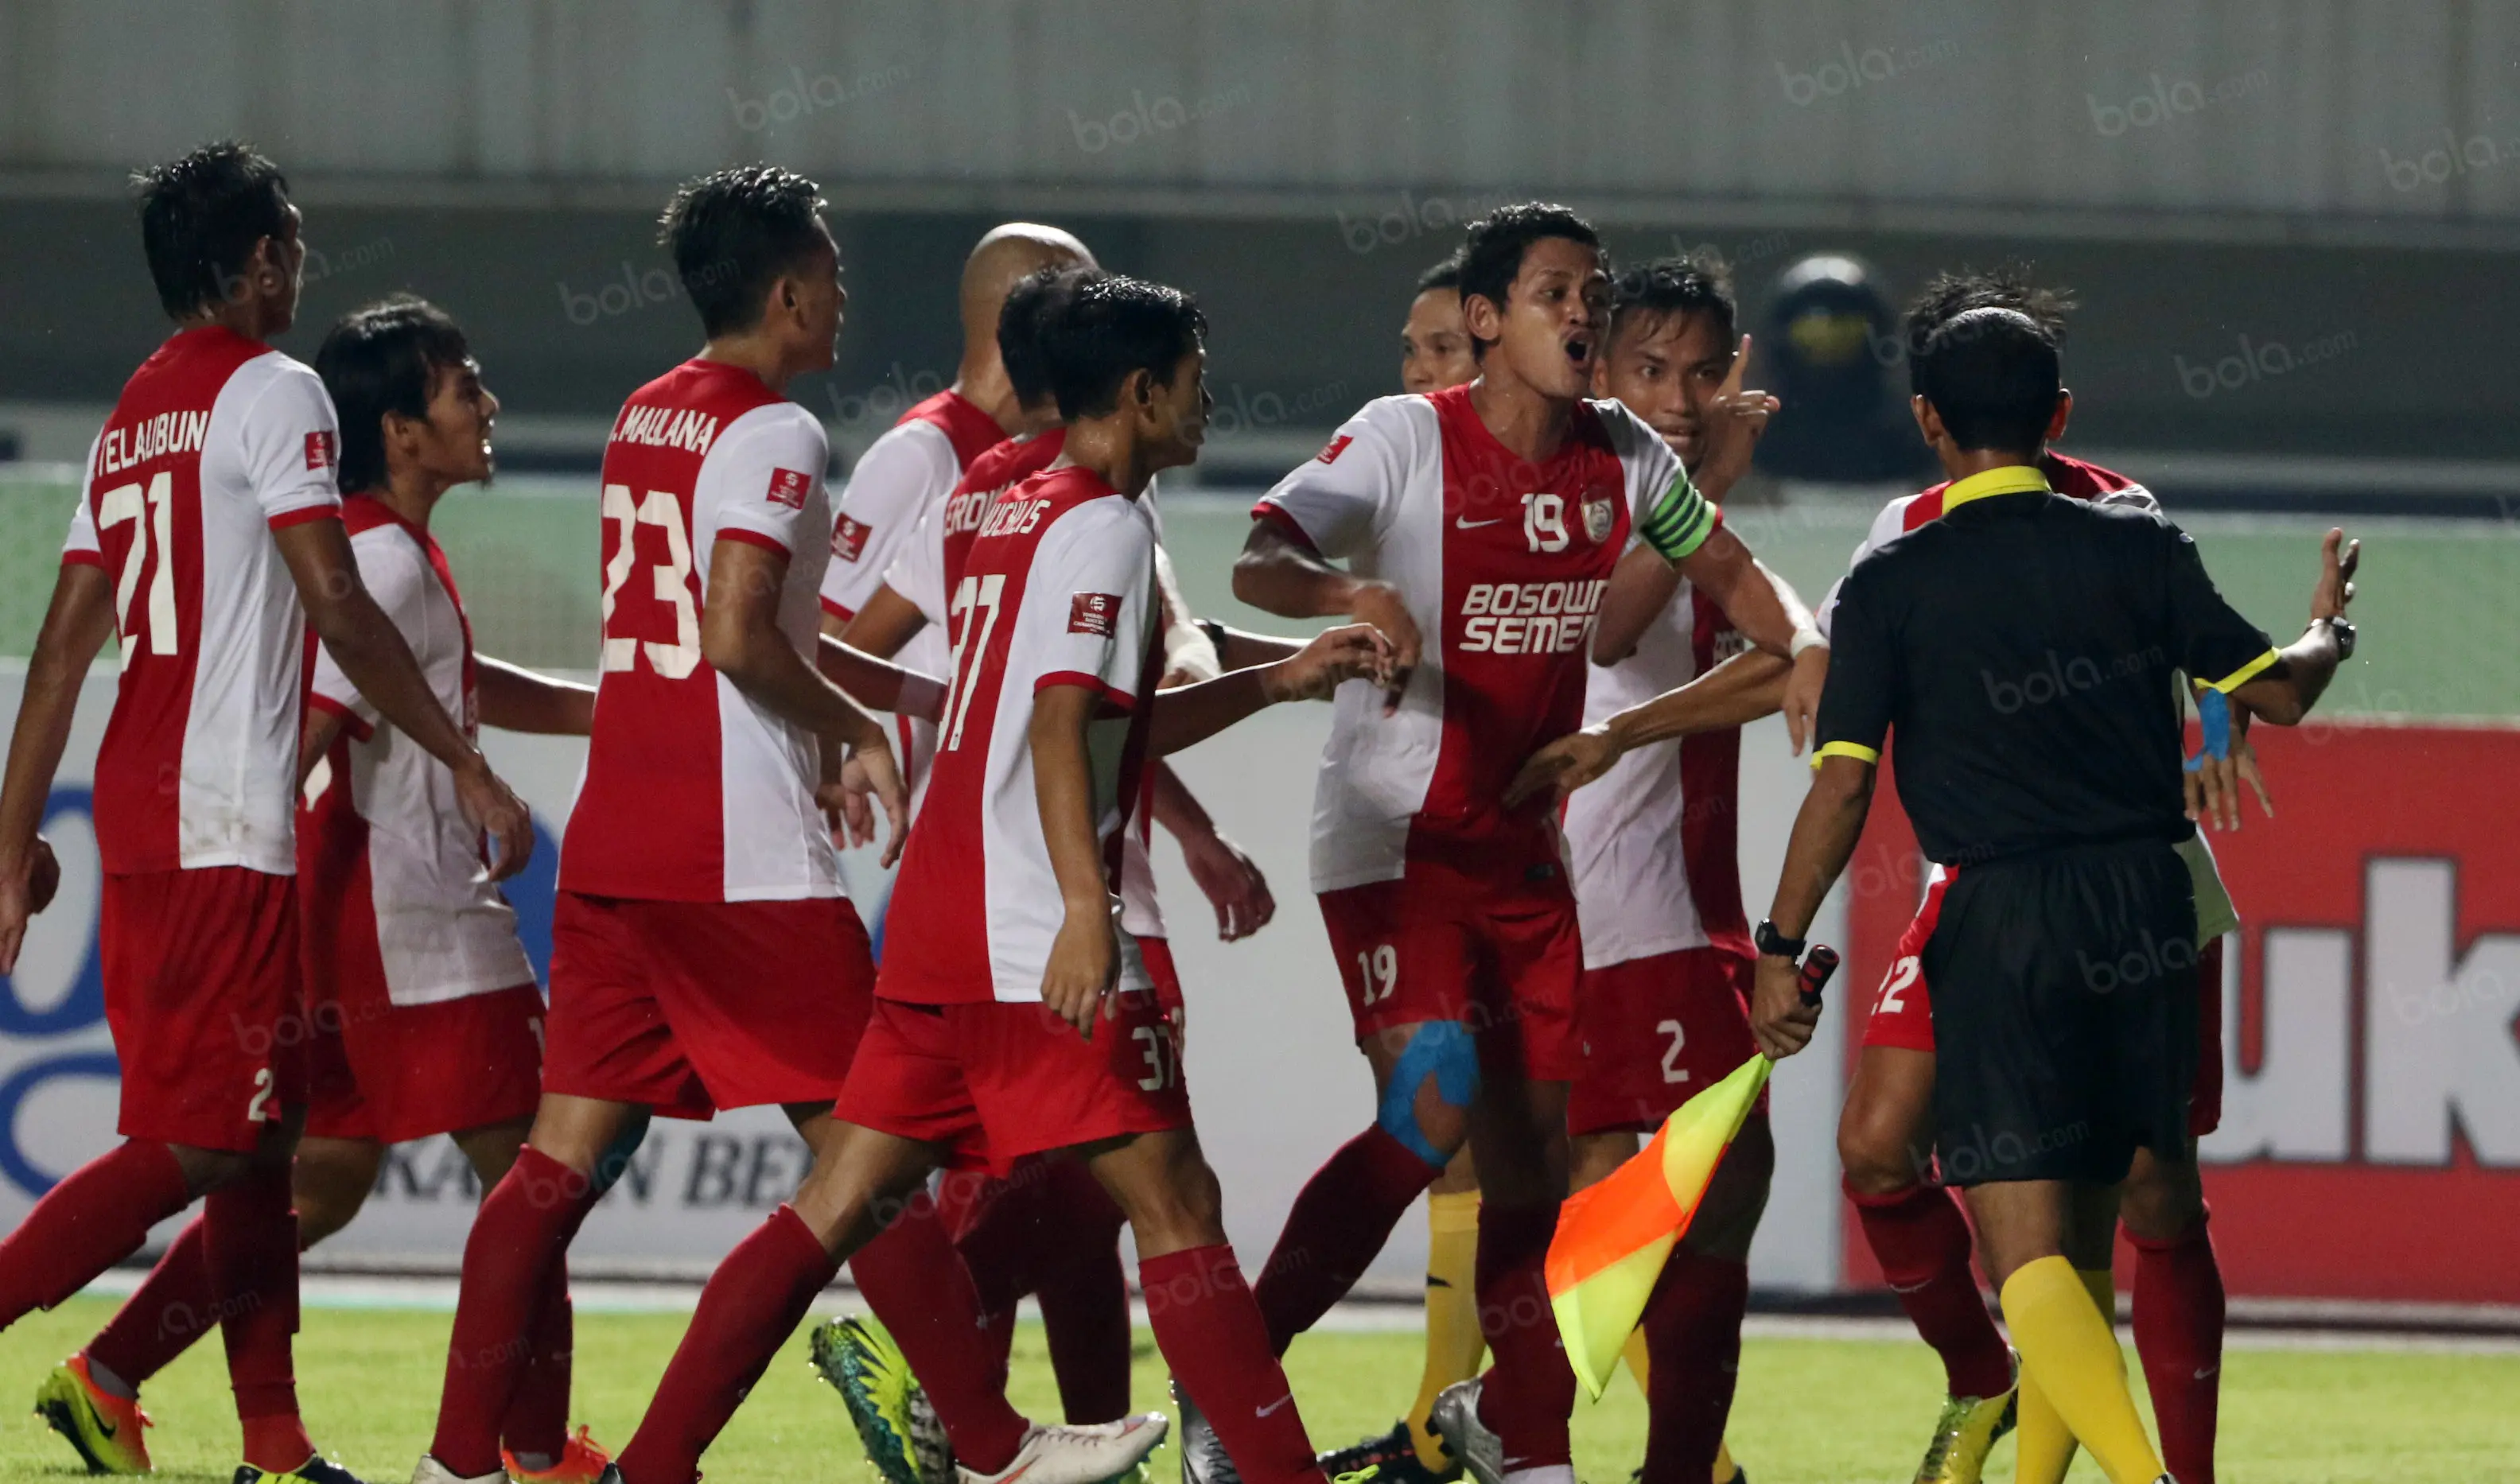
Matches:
[1923,838,2199,1187]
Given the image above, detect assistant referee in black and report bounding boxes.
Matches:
[1748,307,2357,1484]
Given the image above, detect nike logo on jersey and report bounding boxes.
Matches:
[1456,515,1503,529]
[1256,1393,1295,1418]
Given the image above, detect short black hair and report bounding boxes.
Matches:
[1415,251,1465,295]
[1608,252,1736,349]
[655,165,830,338]
[1457,203,1603,359]
[1000,265,1106,412]
[1035,274,1207,422]
[130,142,293,319]
[1904,264,2075,382]
[1911,307,2061,456]
[314,297,475,495]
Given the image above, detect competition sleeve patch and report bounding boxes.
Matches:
[304,430,337,469]
[765,467,811,510]
[1068,592,1121,636]
[832,514,872,561]
[1316,433,1353,464]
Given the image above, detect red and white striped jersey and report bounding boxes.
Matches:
[877,467,1161,1005]
[1254,385,1700,892]
[820,389,1004,683]
[301,497,535,1008]
[1564,585,1752,969]
[1817,451,2154,638]
[562,359,839,903]
[891,427,1172,941]
[61,327,343,876]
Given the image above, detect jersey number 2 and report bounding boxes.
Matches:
[96,472,177,667]
[599,485,701,678]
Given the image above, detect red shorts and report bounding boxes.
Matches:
[1861,872,2228,1136]
[1316,869,1582,1082]
[101,867,305,1154]
[1569,947,1764,1136]
[542,891,874,1120]
[834,986,1188,1175]
[305,985,545,1144]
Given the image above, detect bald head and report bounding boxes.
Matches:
[961,223,1094,348]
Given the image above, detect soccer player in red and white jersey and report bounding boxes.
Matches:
[603,274,1390,1484]
[819,265,1289,1461]
[0,142,535,1484]
[820,223,1094,818]
[1225,204,1829,1484]
[44,297,612,1482]
[1504,254,1783,1484]
[1811,270,2246,1484]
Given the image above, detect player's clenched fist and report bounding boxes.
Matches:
[0,837,62,977]
[1041,899,1122,1037]
[1345,584,1421,714]
[1264,621,1397,703]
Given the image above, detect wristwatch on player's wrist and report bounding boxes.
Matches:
[1754,919,1806,959]
[2321,614,2357,660]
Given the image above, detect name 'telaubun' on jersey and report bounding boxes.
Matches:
[877,466,1162,1005]
[301,497,536,1009]
[64,326,344,876]
[562,358,842,903]
[1254,383,1709,892]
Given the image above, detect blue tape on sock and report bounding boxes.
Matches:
[1379,1021,1480,1167]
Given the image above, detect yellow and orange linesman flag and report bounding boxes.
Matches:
[1545,1051,1775,1400]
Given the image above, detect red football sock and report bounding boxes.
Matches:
[1254,1128,1437,1354]
[2132,1209,2225,1484]
[500,1262,574,1463]
[205,1163,310,1471]
[0,1140,190,1329]
[86,1214,212,1388]
[617,1206,836,1484]
[433,1148,599,1478]
[1846,1179,2014,1399]
[1141,1245,1324,1484]
[1637,1249,1748,1484]
[937,1167,1029,1395]
[1473,1202,1576,1472]
[1029,1164,1132,1424]
[850,1188,1030,1474]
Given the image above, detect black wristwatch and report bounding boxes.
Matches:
[2321,615,2356,661]
[1196,616,1231,657]
[1755,919,1806,959]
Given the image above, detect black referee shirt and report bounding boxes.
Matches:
[1814,464,2277,867]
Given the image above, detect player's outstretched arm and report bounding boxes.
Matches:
[1677,530,1829,752]
[1032,682,1122,1037]
[277,516,534,878]
[835,583,929,662]
[1231,521,1420,714]
[1750,754,1875,1059]
[477,657,598,736]
[814,636,947,723]
[2227,528,2360,727]
[1148,623,1393,756]
[1150,760,1274,942]
[1503,647,1794,807]
[1592,544,1684,666]
[702,537,909,864]
[0,564,114,971]
[1201,623,1306,671]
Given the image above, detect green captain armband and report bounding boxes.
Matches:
[1637,469,1716,564]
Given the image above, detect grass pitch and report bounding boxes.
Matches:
[0,1297,2513,1483]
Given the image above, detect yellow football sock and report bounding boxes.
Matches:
[1407,1191,1487,1469]
[2001,1259,2159,1484]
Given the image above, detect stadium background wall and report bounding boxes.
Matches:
[2,475,2516,1300]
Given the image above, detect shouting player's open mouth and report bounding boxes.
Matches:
[1563,332,1594,370]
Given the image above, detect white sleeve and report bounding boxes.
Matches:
[1028,502,1157,709]
[1254,398,1422,559]
[883,503,951,629]
[309,534,432,734]
[1596,399,1684,525]
[822,420,961,619]
[1815,495,1915,641]
[61,435,101,565]
[2097,483,2162,515]
[235,359,344,526]
[704,404,829,556]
